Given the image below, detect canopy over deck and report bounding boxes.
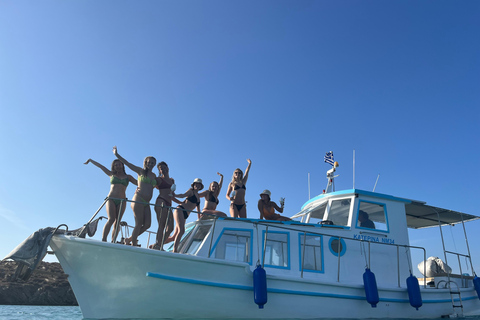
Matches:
[405,201,479,229]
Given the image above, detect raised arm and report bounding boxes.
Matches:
[243,159,252,184]
[112,146,143,175]
[84,159,112,176]
[216,172,224,196]
[272,201,284,213]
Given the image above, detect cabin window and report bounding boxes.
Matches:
[184,224,212,255]
[327,199,351,227]
[299,234,323,272]
[357,201,388,231]
[211,229,252,264]
[305,202,327,224]
[263,231,289,269]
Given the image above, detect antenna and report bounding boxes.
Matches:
[353,149,355,189]
[373,174,380,192]
[308,172,311,199]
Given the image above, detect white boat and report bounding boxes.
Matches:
[6,161,480,319]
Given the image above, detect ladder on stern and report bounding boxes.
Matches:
[447,281,464,317]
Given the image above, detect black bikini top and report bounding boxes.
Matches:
[157,178,173,190]
[234,184,246,190]
[206,191,219,204]
[186,192,200,205]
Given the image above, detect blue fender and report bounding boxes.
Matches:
[473,276,480,300]
[253,264,267,308]
[406,274,422,310]
[363,268,379,308]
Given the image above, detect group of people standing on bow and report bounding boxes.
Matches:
[85,146,290,252]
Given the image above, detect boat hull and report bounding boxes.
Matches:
[50,235,480,319]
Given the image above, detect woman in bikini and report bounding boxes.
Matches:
[169,178,204,253]
[113,146,156,246]
[199,172,227,219]
[151,161,177,250]
[226,159,252,218]
[84,158,137,242]
[258,189,290,221]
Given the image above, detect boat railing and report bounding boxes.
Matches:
[444,250,474,286]
[250,220,427,287]
[80,197,218,248]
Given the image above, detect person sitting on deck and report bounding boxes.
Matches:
[358,210,375,229]
[257,190,291,221]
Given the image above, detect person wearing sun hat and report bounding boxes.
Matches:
[168,178,205,252]
[258,189,291,221]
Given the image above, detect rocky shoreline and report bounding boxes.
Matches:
[0,261,77,306]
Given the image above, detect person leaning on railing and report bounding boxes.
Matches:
[113,146,157,247]
[150,161,180,250]
[84,158,137,242]
[167,178,204,253]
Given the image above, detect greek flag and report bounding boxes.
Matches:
[324,151,334,166]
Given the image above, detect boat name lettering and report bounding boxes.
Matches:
[353,234,395,244]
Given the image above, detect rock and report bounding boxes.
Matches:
[0,261,77,306]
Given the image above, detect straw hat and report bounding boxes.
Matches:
[260,189,271,197]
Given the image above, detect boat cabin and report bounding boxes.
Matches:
[170,188,477,288]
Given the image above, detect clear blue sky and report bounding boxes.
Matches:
[1,1,479,275]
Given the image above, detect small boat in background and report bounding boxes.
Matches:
[5,157,480,319]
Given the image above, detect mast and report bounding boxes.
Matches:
[325,161,339,193]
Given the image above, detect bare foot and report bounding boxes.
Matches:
[149,243,158,249]
[164,236,175,244]
[124,237,132,246]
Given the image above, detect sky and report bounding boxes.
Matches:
[1,1,479,276]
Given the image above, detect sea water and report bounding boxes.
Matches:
[0,305,82,320]
[1,306,480,320]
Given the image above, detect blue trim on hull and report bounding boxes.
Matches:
[146,272,477,304]
[147,272,253,291]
